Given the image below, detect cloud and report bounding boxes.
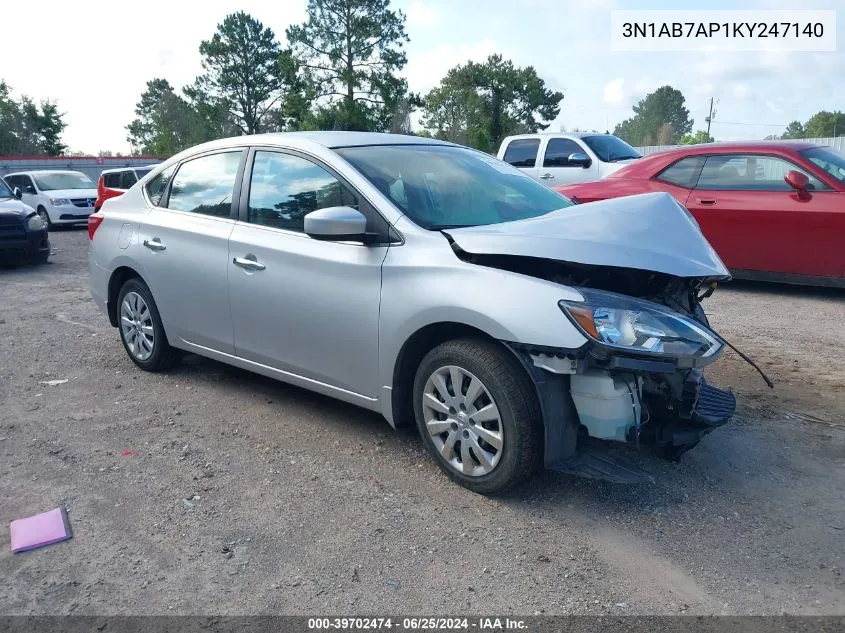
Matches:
[406,1,440,27]
[603,78,625,104]
[403,39,499,93]
[732,84,751,100]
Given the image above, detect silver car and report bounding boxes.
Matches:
[89,132,738,494]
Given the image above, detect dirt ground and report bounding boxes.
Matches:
[1,228,844,616]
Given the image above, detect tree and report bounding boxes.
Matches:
[781,120,805,139]
[194,12,301,135]
[803,110,845,138]
[38,102,67,156]
[420,54,563,152]
[0,80,67,155]
[287,0,410,132]
[126,79,212,156]
[680,130,714,144]
[613,85,692,146]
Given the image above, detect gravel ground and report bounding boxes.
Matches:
[1,228,844,616]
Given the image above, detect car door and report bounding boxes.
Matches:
[500,138,541,181]
[685,153,840,276]
[138,150,245,354]
[8,175,38,208]
[537,138,600,186]
[227,148,388,399]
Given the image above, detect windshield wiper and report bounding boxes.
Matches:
[608,155,640,162]
[428,224,477,230]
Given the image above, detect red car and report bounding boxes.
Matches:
[557,142,845,286]
[95,165,157,211]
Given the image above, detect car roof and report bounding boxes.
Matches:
[648,141,824,157]
[5,170,88,176]
[503,131,608,141]
[100,165,159,175]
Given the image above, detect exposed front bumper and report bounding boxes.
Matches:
[0,225,50,263]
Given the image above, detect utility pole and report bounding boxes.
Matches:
[705,97,714,136]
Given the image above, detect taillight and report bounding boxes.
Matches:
[88,212,105,240]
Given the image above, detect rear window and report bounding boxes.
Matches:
[656,156,706,188]
[103,172,122,188]
[144,165,176,206]
[502,139,540,168]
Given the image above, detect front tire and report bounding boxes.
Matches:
[413,338,543,494]
[37,206,53,230]
[116,278,180,372]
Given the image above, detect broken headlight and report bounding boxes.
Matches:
[559,288,722,359]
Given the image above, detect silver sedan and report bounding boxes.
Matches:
[89,132,736,494]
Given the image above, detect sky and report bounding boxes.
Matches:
[0,0,842,154]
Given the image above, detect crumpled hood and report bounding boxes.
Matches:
[443,192,730,279]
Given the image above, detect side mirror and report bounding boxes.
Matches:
[784,170,809,197]
[304,206,367,242]
[568,152,592,168]
[13,187,22,200]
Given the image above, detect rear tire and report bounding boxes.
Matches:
[116,278,180,372]
[413,338,543,495]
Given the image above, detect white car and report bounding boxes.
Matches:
[3,170,98,228]
[497,132,642,187]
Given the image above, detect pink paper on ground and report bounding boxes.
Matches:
[10,507,72,553]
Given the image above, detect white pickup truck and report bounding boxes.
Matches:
[496,132,642,187]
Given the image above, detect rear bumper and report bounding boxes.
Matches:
[0,227,50,263]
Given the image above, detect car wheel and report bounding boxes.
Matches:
[413,338,543,494]
[37,206,53,230]
[117,278,180,372]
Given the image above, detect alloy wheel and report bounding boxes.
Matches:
[421,365,504,477]
[120,291,155,361]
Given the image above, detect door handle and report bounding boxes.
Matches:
[233,256,266,271]
[697,198,717,206]
[540,173,554,180]
[143,238,166,251]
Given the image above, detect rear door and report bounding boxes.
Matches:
[500,138,541,181]
[537,137,600,185]
[138,150,245,354]
[685,153,841,276]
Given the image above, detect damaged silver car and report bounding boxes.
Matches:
[89,132,761,494]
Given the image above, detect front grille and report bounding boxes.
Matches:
[692,379,736,427]
[71,198,96,208]
[0,215,22,226]
[0,223,26,241]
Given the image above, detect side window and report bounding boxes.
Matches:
[103,172,122,188]
[543,139,584,167]
[247,151,358,233]
[21,175,35,193]
[656,156,706,188]
[697,154,826,191]
[166,152,242,217]
[502,139,540,168]
[5,176,20,189]
[120,171,138,189]
[144,165,177,207]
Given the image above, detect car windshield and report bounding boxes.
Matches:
[34,172,96,191]
[582,135,642,162]
[335,144,574,229]
[0,179,12,198]
[800,146,845,185]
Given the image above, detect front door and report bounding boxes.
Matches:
[685,153,841,276]
[227,149,387,398]
[537,138,599,186]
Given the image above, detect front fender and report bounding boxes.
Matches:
[378,233,589,395]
